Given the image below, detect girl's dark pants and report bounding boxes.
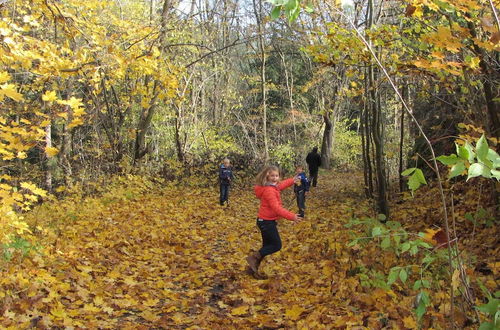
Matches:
[220,184,229,205]
[257,219,282,257]
[296,190,306,217]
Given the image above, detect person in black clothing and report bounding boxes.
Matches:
[306,147,321,187]
[219,158,234,205]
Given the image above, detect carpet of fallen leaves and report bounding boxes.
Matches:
[0,171,497,328]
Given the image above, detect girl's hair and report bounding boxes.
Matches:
[255,165,280,186]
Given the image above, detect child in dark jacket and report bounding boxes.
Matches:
[219,158,234,205]
[246,165,303,279]
[293,165,310,218]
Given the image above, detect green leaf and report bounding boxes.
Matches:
[457,144,470,161]
[477,297,499,316]
[410,245,418,255]
[386,221,401,229]
[415,301,426,320]
[394,234,401,246]
[288,5,300,21]
[266,0,286,5]
[414,168,427,184]
[372,227,382,237]
[402,167,416,176]
[413,280,422,290]
[304,4,314,13]
[467,163,491,181]
[476,134,489,163]
[488,149,500,168]
[421,291,430,304]
[401,242,411,253]
[422,279,430,288]
[408,174,421,191]
[464,141,476,163]
[284,0,298,11]
[415,291,430,321]
[347,239,358,247]
[377,214,387,222]
[449,161,466,179]
[464,213,474,222]
[492,169,500,181]
[422,255,435,264]
[381,236,391,249]
[478,322,496,330]
[270,6,282,19]
[436,154,459,166]
[387,267,400,286]
[408,173,423,191]
[418,241,432,249]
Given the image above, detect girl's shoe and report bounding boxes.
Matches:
[253,271,268,280]
[246,251,262,273]
[245,266,267,280]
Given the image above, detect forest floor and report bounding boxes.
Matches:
[0,171,498,328]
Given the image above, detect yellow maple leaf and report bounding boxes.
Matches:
[403,315,417,329]
[45,146,59,157]
[20,181,47,197]
[422,228,439,245]
[94,295,104,306]
[68,118,84,129]
[42,90,58,102]
[285,305,305,321]
[51,306,67,319]
[0,83,23,101]
[83,303,100,313]
[143,298,159,307]
[231,305,249,316]
[124,276,137,286]
[0,174,12,181]
[9,220,32,235]
[58,96,83,110]
[0,71,10,83]
[141,310,160,322]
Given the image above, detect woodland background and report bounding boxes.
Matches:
[0,0,499,328]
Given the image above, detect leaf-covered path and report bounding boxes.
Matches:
[2,172,426,328]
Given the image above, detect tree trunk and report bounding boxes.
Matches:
[399,84,407,193]
[253,0,269,163]
[368,0,389,217]
[466,19,500,139]
[321,111,333,169]
[363,68,374,197]
[133,0,170,162]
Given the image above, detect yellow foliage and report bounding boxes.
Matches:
[0,71,11,83]
[0,172,496,328]
[285,305,306,321]
[42,91,58,102]
[45,146,59,157]
[0,83,24,101]
[231,305,249,316]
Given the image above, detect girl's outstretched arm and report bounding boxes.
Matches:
[277,178,295,191]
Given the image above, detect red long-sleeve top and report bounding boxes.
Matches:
[254,178,296,221]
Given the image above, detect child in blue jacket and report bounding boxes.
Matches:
[219,158,234,205]
[293,165,310,217]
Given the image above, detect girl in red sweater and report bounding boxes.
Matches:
[246,165,303,278]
